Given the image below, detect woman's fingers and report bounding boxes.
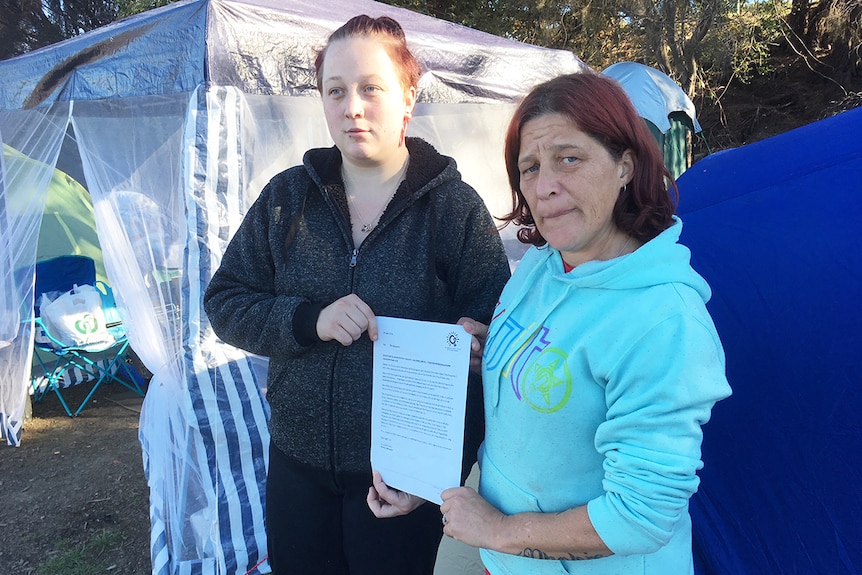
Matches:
[439,486,502,547]
[367,470,425,518]
[457,317,488,373]
[317,294,376,345]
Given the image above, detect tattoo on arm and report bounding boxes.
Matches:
[519,548,607,561]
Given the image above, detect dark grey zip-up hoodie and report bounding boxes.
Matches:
[204,137,510,478]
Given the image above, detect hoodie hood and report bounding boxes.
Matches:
[302,136,455,202]
[483,216,717,411]
[524,217,710,301]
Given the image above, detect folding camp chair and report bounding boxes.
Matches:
[31,255,145,416]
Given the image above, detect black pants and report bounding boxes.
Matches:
[266,443,444,575]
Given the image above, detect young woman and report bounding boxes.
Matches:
[203,15,510,575]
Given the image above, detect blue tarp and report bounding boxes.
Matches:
[678,106,862,573]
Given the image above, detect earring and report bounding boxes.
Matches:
[399,115,409,147]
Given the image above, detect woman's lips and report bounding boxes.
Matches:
[542,207,575,219]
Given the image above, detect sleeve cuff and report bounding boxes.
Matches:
[587,494,666,556]
[292,301,323,347]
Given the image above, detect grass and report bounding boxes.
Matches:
[41,530,124,575]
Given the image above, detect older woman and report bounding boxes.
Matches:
[440,72,731,575]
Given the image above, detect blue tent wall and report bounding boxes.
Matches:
[677,106,862,573]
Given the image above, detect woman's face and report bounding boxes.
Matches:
[517,113,633,267]
[320,36,416,167]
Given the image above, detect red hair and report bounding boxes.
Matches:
[502,72,677,246]
[314,15,422,95]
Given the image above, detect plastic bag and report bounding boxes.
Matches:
[40,284,114,348]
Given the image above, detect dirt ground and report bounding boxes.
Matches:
[0,383,151,575]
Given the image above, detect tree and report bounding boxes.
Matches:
[385,1,633,68]
[117,0,175,19]
[783,0,861,82]
[385,0,730,96]
[0,0,66,59]
[619,0,725,96]
[0,0,175,61]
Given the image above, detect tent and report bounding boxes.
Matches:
[0,1,586,573]
[36,163,106,282]
[603,62,702,179]
[12,152,110,382]
[1,146,103,281]
[676,106,862,573]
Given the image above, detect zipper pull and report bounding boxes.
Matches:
[349,248,359,268]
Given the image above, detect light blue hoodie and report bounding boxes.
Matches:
[479,218,731,575]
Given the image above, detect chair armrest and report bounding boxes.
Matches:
[95,280,125,334]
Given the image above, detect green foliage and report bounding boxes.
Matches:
[118,0,178,19]
[700,1,789,85]
[0,0,70,60]
[384,0,632,67]
[40,530,125,575]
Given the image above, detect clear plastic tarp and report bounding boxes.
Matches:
[0,1,585,573]
[0,103,70,446]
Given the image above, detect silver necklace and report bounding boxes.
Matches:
[343,158,409,233]
[348,194,387,233]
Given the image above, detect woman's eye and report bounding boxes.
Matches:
[521,165,538,175]
[562,156,578,165]
[328,87,343,97]
[364,85,381,94]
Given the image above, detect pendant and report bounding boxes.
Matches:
[361,224,372,233]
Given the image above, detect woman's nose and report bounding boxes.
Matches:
[345,91,364,118]
[535,169,559,198]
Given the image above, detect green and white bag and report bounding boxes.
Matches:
[40,284,114,348]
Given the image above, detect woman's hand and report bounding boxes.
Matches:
[367,470,427,518]
[440,486,506,548]
[457,317,488,374]
[317,294,378,345]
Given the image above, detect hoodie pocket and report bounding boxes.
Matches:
[479,452,648,575]
[479,453,571,572]
[479,451,544,515]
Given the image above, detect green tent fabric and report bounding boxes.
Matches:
[602,63,701,180]
[37,167,106,283]
[645,111,697,180]
[2,145,105,378]
[3,145,104,282]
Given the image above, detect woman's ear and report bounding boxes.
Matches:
[404,86,417,118]
[619,149,635,186]
[400,86,418,147]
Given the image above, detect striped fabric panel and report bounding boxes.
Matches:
[147,85,271,575]
[31,356,122,392]
[1,314,35,447]
[0,411,23,448]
